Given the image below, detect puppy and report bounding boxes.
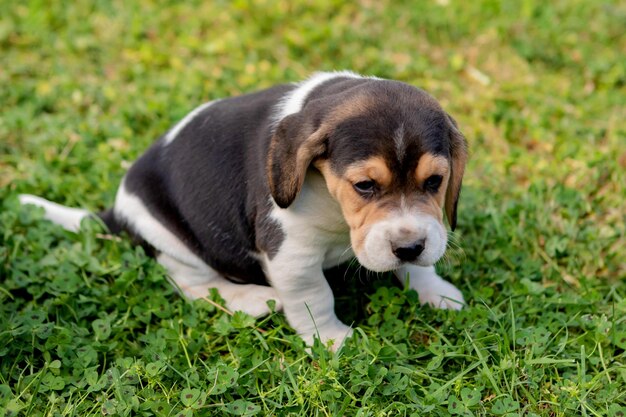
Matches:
[20,71,468,348]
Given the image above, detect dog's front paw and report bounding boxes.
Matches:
[302,322,353,351]
[418,279,465,310]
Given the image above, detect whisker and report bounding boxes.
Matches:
[344,257,360,281]
[339,243,354,259]
[335,243,355,281]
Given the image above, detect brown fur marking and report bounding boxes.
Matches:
[415,153,450,210]
[343,156,392,188]
[316,158,395,254]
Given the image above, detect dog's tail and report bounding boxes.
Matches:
[18,194,121,233]
[19,194,91,232]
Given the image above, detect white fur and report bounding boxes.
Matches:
[272,71,365,128]
[263,170,354,349]
[18,194,91,232]
[163,100,217,146]
[359,210,447,272]
[395,265,465,310]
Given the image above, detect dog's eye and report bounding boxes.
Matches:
[424,175,443,192]
[354,180,376,195]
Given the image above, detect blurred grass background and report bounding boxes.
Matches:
[1,0,626,415]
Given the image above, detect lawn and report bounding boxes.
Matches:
[1,0,626,415]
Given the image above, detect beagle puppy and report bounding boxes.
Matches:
[20,71,468,348]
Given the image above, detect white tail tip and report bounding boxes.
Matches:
[19,194,91,232]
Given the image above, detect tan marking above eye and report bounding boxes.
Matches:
[414,153,450,209]
[344,156,392,188]
[415,153,449,184]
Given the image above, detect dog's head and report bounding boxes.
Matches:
[268,79,468,272]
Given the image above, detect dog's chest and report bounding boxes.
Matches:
[268,170,355,268]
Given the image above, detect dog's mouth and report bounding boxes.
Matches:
[354,249,440,273]
[351,218,448,272]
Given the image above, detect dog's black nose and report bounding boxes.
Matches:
[393,240,425,262]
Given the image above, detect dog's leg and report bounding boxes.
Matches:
[394,265,465,310]
[157,253,282,318]
[264,252,352,350]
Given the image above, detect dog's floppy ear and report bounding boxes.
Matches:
[445,115,468,231]
[267,113,328,208]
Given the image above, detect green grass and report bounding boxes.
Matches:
[2,0,626,415]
